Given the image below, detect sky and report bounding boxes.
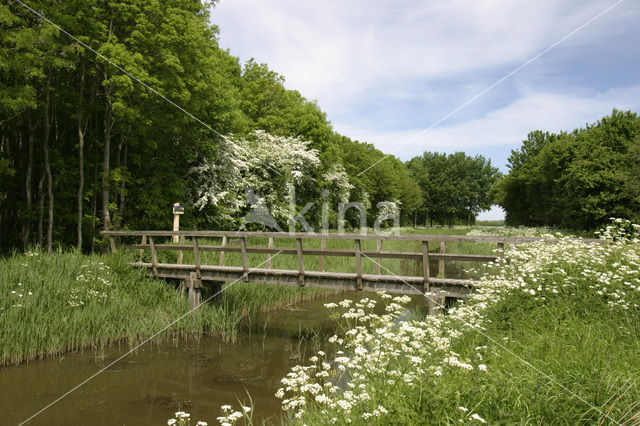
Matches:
[209,0,640,220]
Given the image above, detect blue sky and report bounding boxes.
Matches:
[209,0,640,220]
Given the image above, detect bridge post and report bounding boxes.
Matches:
[177,235,185,265]
[375,239,382,275]
[138,234,147,263]
[427,289,445,316]
[188,271,201,308]
[192,237,201,280]
[219,236,227,266]
[149,236,158,277]
[497,242,505,269]
[355,239,363,290]
[296,238,305,286]
[240,237,249,282]
[439,241,446,277]
[318,238,326,272]
[422,240,432,312]
[266,237,273,269]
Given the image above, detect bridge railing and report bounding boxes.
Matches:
[101,230,603,297]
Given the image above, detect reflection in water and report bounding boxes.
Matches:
[3,260,461,425]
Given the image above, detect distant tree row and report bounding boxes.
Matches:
[406,152,500,226]
[495,109,640,229]
[0,0,499,253]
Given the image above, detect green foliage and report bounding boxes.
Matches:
[498,110,640,229]
[406,151,500,226]
[338,137,422,226]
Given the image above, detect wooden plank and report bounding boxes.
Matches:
[318,238,326,272]
[266,237,273,269]
[133,263,476,295]
[219,236,227,266]
[240,237,249,281]
[128,244,498,262]
[296,238,305,286]
[192,237,201,280]
[355,239,363,290]
[149,236,158,277]
[422,240,430,293]
[439,241,446,278]
[101,230,605,245]
[133,262,475,286]
[375,239,382,275]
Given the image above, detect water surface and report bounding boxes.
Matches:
[3,292,423,425]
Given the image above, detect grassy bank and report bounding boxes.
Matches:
[270,220,640,424]
[0,249,327,365]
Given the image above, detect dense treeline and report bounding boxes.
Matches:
[496,109,640,229]
[0,0,498,253]
[406,152,499,226]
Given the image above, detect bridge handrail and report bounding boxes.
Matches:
[101,230,604,245]
[101,229,606,307]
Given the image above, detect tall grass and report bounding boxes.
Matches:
[0,248,327,365]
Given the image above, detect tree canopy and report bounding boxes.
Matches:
[406,152,500,226]
[496,109,640,229]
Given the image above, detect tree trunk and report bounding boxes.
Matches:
[23,116,35,251]
[37,170,45,248]
[101,80,113,237]
[43,78,54,252]
[101,23,115,248]
[90,158,98,254]
[76,67,86,250]
[113,136,123,228]
[467,209,471,226]
[118,142,127,224]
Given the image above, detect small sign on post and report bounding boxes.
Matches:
[172,203,184,243]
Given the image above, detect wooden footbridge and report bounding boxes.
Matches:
[101,230,601,311]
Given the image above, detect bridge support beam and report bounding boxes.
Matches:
[426,289,447,316]
[188,272,202,308]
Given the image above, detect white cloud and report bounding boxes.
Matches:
[212,0,634,117]
[334,84,640,161]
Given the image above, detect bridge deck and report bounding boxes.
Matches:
[134,262,473,297]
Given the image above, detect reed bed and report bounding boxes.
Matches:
[0,249,327,365]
